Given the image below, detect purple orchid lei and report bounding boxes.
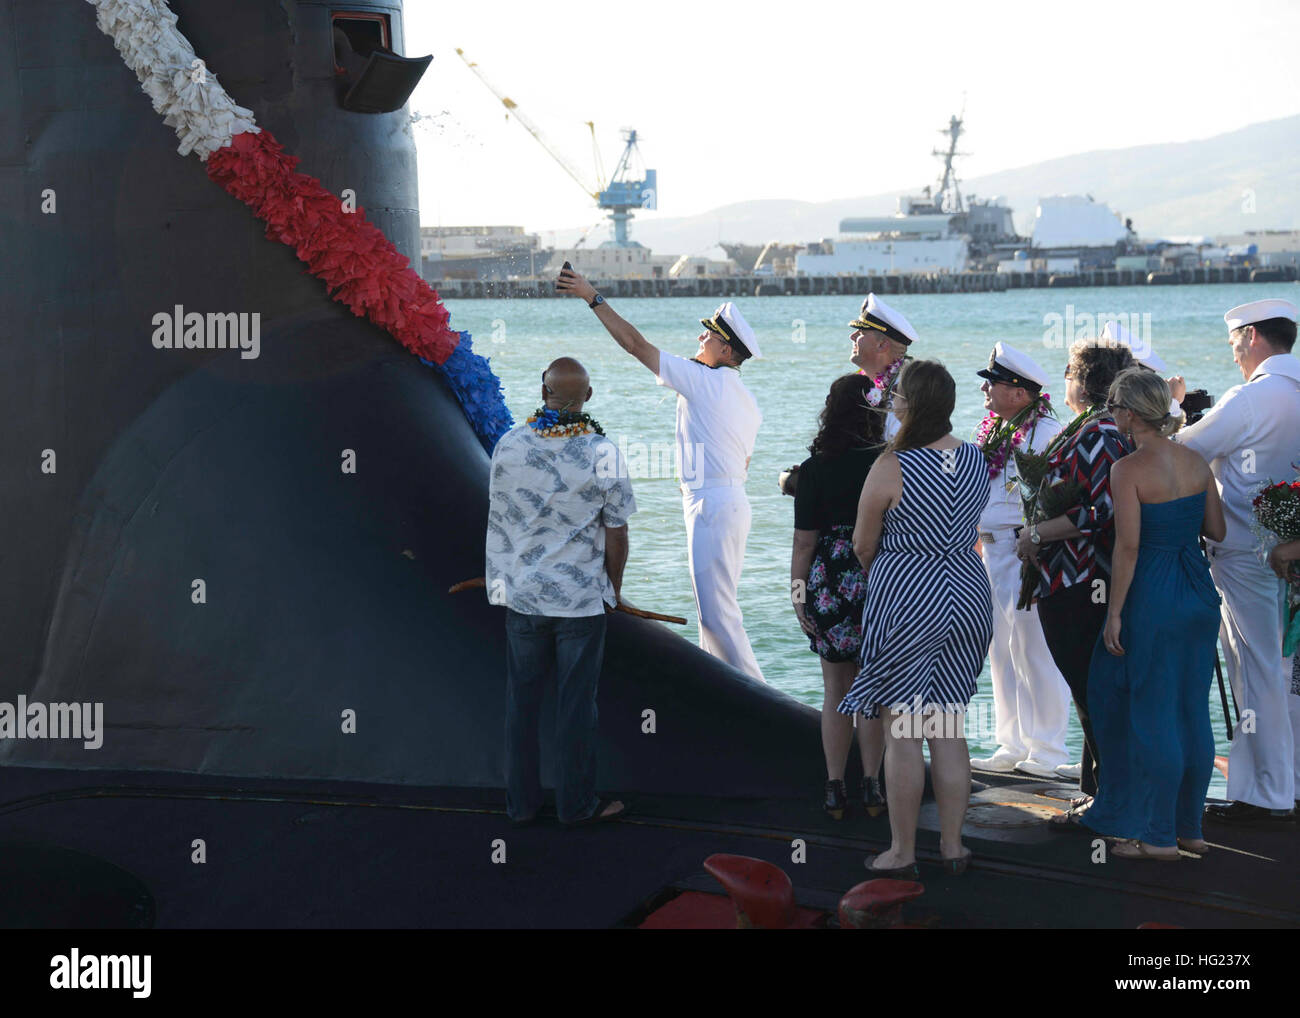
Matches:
[859,357,904,407]
[975,394,1054,480]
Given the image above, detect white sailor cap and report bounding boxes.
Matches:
[977,342,1048,392]
[701,301,761,360]
[849,293,918,346]
[1224,298,1299,331]
[1101,320,1168,373]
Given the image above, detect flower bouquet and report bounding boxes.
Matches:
[1013,447,1084,610]
[1251,478,1300,655]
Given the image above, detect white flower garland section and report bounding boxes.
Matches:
[86,0,259,160]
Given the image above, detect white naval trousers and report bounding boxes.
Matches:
[682,484,765,682]
[981,529,1071,767]
[1210,546,1296,809]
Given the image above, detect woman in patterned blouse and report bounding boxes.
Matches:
[1015,339,1134,813]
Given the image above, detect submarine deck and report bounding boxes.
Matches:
[0,764,1295,929]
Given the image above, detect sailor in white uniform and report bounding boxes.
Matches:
[848,293,917,441]
[1174,298,1300,825]
[968,344,1073,778]
[556,265,766,682]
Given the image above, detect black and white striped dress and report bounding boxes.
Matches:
[838,442,993,720]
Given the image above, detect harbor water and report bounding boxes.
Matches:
[446,282,1300,793]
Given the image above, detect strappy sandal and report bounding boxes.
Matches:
[863,854,919,879]
[1048,807,1092,833]
[1111,839,1179,861]
[1177,837,1210,854]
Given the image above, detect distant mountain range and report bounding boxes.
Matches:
[542,115,1300,255]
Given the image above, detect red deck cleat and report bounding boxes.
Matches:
[702,854,797,929]
[838,878,926,929]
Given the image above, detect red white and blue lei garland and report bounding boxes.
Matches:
[85,0,512,450]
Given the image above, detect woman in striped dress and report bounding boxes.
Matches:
[839,360,993,877]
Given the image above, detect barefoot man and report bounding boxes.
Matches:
[557,267,766,682]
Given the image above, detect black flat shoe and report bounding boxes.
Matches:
[862,775,887,818]
[936,847,972,875]
[824,779,847,820]
[1204,801,1296,828]
[863,854,919,879]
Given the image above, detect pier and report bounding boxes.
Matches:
[433,264,1298,300]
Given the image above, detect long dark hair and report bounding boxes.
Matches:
[888,359,955,452]
[808,373,885,458]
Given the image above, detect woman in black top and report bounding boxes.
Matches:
[793,373,887,819]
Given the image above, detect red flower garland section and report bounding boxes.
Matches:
[206,129,459,365]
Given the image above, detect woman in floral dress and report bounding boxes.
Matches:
[792,373,887,819]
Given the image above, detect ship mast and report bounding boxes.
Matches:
[932,104,967,214]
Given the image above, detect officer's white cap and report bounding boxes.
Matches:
[849,293,918,346]
[1224,298,1299,331]
[1101,320,1168,373]
[701,301,761,360]
[977,342,1049,390]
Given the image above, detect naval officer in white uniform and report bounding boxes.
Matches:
[1173,298,1300,825]
[848,293,917,441]
[557,266,766,682]
[968,344,1073,778]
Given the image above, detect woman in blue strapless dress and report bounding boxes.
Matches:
[1082,368,1227,860]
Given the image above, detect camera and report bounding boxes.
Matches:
[1181,389,1214,426]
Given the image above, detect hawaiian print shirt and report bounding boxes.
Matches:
[486,425,636,617]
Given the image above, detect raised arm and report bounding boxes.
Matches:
[1175,384,1246,464]
[557,266,660,375]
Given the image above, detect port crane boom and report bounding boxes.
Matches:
[455,47,655,247]
[455,48,597,200]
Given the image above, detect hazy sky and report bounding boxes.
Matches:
[405,0,1300,245]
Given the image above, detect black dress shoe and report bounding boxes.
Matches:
[1204,801,1297,827]
[824,779,848,820]
[862,775,887,818]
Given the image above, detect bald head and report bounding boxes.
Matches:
[542,357,592,411]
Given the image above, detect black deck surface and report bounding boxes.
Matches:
[0,765,1294,929]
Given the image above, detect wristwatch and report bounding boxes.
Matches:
[588,293,605,310]
[1029,524,1041,546]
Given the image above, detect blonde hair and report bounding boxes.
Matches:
[1108,366,1184,437]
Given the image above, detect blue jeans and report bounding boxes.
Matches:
[505,608,607,823]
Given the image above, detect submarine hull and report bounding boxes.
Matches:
[0,0,824,800]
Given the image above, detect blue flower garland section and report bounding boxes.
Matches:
[420,330,514,453]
